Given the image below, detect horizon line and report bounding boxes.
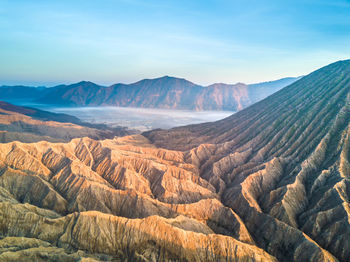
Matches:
[0,75,302,89]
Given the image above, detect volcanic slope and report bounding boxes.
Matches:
[144,60,350,261]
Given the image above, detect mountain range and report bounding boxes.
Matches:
[0,60,349,261]
[0,76,299,111]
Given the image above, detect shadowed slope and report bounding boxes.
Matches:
[0,101,81,123]
[144,60,350,261]
[0,101,131,142]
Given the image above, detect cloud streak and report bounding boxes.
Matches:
[1,0,350,86]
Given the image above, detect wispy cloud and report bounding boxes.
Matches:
[1,0,350,86]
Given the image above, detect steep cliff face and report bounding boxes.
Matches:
[144,60,350,261]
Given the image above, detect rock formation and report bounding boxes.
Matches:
[0,135,275,261]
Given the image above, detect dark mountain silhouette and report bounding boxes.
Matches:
[0,101,81,123]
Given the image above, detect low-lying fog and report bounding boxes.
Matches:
[44,106,234,131]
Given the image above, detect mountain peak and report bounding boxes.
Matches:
[72,80,100,86]
[135,75,194,84]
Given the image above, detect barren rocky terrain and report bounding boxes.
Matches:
[0,60,349,261]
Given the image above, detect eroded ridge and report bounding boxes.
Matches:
[145,60,350,261]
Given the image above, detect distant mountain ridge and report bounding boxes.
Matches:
[0,101,132,142]
[0,76,300,111]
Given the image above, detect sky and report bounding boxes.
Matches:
[1,0,350,86]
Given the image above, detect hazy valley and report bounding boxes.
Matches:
[0,76,298,131]
[28,106,234,131]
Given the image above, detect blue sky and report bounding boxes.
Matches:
[1,0,350,86]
